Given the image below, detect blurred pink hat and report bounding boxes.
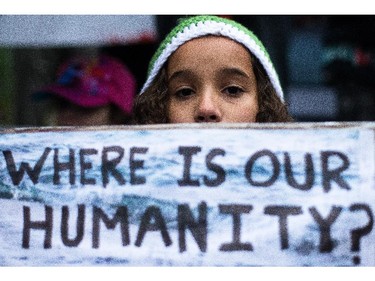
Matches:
[34,55,136,114]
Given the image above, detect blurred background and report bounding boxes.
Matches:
[1,15,374,127]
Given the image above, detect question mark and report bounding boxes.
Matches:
[349,204,373,265]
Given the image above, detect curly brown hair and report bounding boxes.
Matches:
[133,50,293,124]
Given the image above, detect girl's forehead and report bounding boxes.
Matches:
[166,36,254,80]
[167,36,253,72]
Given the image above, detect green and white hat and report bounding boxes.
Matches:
[140,15,284,101]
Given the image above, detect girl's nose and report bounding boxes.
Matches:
[194,92,222,123]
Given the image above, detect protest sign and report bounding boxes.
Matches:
[0,123,374,266]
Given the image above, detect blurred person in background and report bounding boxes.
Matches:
[33,54,136,126]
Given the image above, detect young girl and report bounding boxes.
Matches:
[133,15,293,124]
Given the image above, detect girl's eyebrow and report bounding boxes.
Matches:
[218,67,251,79]
[168,69,196,82]
[169,67,251,81]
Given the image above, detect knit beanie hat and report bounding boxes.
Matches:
[140,15,284,101]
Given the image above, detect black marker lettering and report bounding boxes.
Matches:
[177,146,201,187]
[92,206,129,248]
[130,147,148,185]
[80,149,98,185]
[321,151,351,192]
[178,202,207,252]
[245,149,280,187]
[135,206,172,247]
[22,205,53,249]
[350,204,374,252]
[219,204,253,251]
[264,205,302,250]
[61,205,85,247]
[309,206,342,252]
[4,148,52,185]
[204,148,226,187]
[54,148,75,185]
[284,152,314,191]
[101,146,125,188]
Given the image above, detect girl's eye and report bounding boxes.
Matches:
[175,88,194,98]
[223,86,244,97]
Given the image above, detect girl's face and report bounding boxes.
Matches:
[166,36,259,123]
